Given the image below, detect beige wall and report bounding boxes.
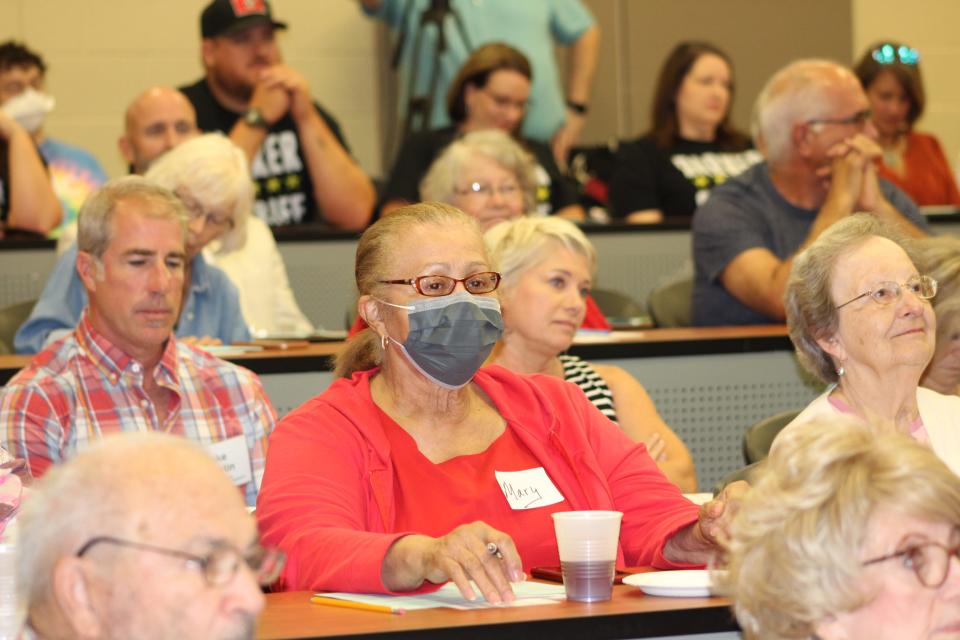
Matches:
[1,0,957,182]
[853,0,960,177]
[0,0,382,178]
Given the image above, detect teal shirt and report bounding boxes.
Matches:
[364,0,594,142]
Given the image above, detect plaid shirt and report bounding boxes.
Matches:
[0,314,276,505]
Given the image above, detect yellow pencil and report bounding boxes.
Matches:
[310,596,406,615]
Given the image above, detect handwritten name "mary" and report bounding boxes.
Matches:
[500,482,544,509]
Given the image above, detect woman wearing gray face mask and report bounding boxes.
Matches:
[257,202,742,603]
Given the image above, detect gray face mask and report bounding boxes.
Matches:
[380,291,503,389]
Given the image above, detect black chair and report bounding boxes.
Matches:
[647,275,692,328]
[0,299,36,355]
[743,410,800,464]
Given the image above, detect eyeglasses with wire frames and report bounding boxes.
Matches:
[863,540,960,588]
[835,274,937,310]
[76,536,285,587]
[807,109,872,129]
[872,43,920,66]
[378,271,501,297]
[176,189,235,230]
[454,181,521,200]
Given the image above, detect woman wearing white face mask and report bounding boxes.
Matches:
[0,41,105,237]
[257,203,742,602]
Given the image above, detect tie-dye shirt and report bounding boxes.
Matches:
[39,138,108,238]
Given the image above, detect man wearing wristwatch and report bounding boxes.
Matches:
[180,0,375,230]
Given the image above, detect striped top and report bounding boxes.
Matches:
[560,354,618,422]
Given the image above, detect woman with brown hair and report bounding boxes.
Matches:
[608,41,759,222]
[379,42,582,220]
[854,41,960,207]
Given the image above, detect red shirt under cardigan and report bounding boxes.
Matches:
[257,365,700,593]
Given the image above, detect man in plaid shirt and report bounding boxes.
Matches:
[0,177,276,505]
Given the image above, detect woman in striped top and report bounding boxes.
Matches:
[485,216,696,491]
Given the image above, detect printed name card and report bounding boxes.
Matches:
[205,436,253,487]
[495,467,565,510]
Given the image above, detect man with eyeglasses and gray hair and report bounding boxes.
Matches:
[691,59,929,327]
[16,432,283,640]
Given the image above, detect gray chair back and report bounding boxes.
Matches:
[743,409,800,464]
[0,299,36,355]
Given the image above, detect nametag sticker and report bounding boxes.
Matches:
[495,467,565,510]
[205,436,253,488]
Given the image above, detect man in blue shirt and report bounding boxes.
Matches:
[692,59,929,326]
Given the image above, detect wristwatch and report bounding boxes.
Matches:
[242,107,269,129]
[566,100,588,115]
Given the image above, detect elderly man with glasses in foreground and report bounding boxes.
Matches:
[692,58,929,327]
[17,432,283,640]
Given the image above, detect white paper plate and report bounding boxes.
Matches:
[622,570,721,597]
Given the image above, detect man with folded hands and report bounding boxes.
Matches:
[0,177,275,505]
[16,433,283,640]
[692,59,929,326]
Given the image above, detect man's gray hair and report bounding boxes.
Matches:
[752,59,859,164]
[785,214,918,383]
[420,129,538,213]
[16,433,234,608]
[77,176,188,259]
[145,133,253,253]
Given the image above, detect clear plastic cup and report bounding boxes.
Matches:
[552,511,622,602]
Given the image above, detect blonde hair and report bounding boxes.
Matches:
[419,129,538,214]
[484,216,596,289]
[334,202,482,378]
[720,416,960,640]
[144,133,253,252]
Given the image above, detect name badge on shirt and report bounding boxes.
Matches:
[205,436,253,488]
[495,467,565,510]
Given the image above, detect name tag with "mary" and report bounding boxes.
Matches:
[495,467,565,510]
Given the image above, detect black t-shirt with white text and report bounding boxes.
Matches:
[180,78,352,227]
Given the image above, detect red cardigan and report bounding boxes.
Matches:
[257,365,700,593]
[877,131,960,207]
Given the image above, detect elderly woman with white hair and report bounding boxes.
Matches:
[485,216,696,490]
[722,416,960,640]
[917,235,960,397]
[774,214,960,473]
[148,135,313,337]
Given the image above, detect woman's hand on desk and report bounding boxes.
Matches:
[663,480,750,564]
[382,522,524,604]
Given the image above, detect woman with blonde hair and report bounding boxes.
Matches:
[722,415,960,639]
[485,216,696,490]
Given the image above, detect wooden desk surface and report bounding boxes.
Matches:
[255,587,738,640]
[0,325,791,385]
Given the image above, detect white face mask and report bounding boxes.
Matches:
[2,88,55,134]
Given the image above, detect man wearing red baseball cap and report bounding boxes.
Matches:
[180,0,375,230]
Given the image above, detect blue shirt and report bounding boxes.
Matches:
[14,245,250,354]
[691,161,930,326]
[364,0,595,142]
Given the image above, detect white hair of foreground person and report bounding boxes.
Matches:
[717,416,960,640]
[16,433,243,609]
